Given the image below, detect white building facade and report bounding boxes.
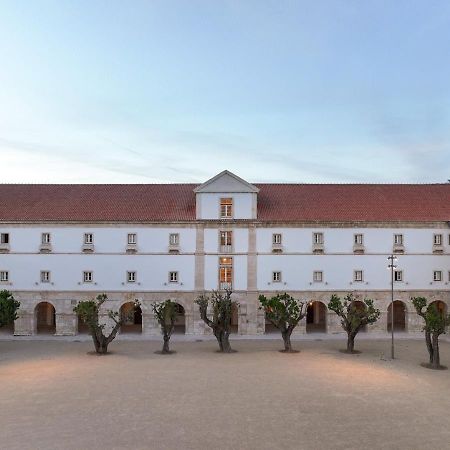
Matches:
[0,170,449,336]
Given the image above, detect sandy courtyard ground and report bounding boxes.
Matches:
[0,337,449,450]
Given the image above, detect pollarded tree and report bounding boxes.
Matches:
[328,293,380,353]
[0,290,20,330]
[196,289,237,353]
[74,294,136,355]
[412,296,450,370]
[259,293,308,353]
[152,299,178,354]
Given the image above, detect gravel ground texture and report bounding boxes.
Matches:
[0,337,449,450]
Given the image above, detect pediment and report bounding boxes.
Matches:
[194,170,259,193]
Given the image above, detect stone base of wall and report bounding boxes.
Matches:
[10,289,450,336]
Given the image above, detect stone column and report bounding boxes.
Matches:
[327,311,343,334]
[14,311,34,336]
[292,316,307,335]
[55,313,77,336]
[142,312,160,336]
[194,223,205,292]
[246,224,260,335]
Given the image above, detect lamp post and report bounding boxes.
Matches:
[387,255,397,359]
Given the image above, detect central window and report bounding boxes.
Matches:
[127,233,137,245]
[220,231,232,252]
[83,271,93,283]
[169,233,179,246]
[42,233,51,244]
[220,198,233,218]
[84,233,93,244]
[40,271,50,283]
[219,256,233,290]
[127,271,136,283]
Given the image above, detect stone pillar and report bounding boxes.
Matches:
[55,313,77,336]
[407,311,423,332]
[327,311,343,334]
[142,312,160,336]
[256,308,265,335]
[14,311,34,336]
[292,316,307,335]
[238,303,248,335]
[184,312,194,335]
[247,224,257,291]
[194,224,205,292]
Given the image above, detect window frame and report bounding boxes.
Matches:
[83,271,93,283]
[41,233,51,244]
[127,233,137,245]
[169,271,178,283]
[219,198,233,219]
[433,234,442,245]
[127,271,136,283]
[84,233,94,245]
[433,270,442,282]
[354,270,364,282]
[394,270,403,282]
[272,233,282,245]
[313,232,324,245]
[313,271,323,283]
[40,271,51,283]
[169,233,180,246]
[354,234,363,245]
[0,271,9,282]
[272,271,282,283]
[0,233,9,244]
[394,234,403,245]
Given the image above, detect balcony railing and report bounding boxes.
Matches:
[219,282,232,290]
[220,245,232,253]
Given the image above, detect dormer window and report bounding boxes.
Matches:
[220,198,233,218]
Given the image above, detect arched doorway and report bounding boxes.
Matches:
[387,301,406,332]
[230,302,239,334]
[352,301,368,332]
[173,303,186,334]
[306,301,327,333]
[120,302,142,333]
[35,302,56,334]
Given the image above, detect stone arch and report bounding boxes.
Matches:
[35,301,56,334]
[430,300,447,314]
[306,301,327,333]
[387,300,407,332]
[352,300,368,332]
[120,302,142,333]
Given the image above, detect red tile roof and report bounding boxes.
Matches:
[0,183,449,223]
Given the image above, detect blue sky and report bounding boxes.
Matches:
[1,0,449,183]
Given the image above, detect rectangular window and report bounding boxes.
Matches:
[169,233,179,246]
[0,233,9,244]
[394,234,403,245]
[272,233,282,245]
[220,198,233,218]
[40,271,51,283]
[169,271,178,283]
[433,270,442,282]
[394,270,403,282]
[313,232,324,244]
[313,271,323,282]
[127,271,136,283]
[220,231,232,252]
[354,234,363,245]
[83,271,93,283]
[272,271,281,282]
[433,234,442,245]
[84,233,93,244]
[354,270,363,282]
[127,233,137,245]
[41,233,51,244]
[0,271,8,282]
[219,256,233,289]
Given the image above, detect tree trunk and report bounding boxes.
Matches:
[431,333,440,369]
[347,333,355,353]
[215,329,232,353]
[162,334,170,354]
[425,330,433,364]
[281,330,293,352]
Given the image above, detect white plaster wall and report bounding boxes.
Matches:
[0,226,196,253]
[256,228,450,254]
[196,193,255,220]
[204,228,249,253]
[257,254,450,291]
[1,254,195,291]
